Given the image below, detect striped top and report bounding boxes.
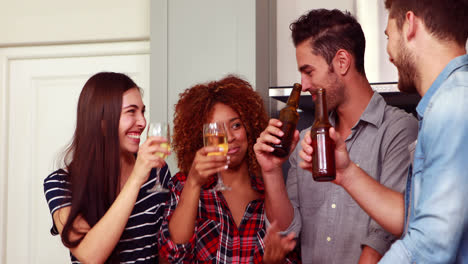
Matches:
[43,166,171,263]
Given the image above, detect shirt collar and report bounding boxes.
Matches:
[330,91,386,129]
[416,54,468,119]
[250,174,265,194]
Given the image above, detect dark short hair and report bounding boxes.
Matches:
[385,0,468,46]
[290,9,366,75]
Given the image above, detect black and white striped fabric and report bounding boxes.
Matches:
[44,166,171,263]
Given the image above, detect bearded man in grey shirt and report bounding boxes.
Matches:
[254,9,418,264]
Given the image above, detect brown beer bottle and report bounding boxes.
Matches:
[310,88,336,181]
[271,83,301,157]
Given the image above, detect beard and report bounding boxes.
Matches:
[325,70,345,111]
[394,40,418,94]
[310,66,345,111]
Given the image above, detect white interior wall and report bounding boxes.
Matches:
[150,0,256,171]
[357,0,467,83]
[0,0,149,46]
[357,0,398,83]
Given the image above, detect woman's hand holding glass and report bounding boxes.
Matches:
[187,145,229,189]
[146,122,171,193]
[132,136,169,186]
[187,122,230,191]
[203,122,231,191]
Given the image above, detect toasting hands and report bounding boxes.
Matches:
[254,119,300,173]
[299,127,354,186]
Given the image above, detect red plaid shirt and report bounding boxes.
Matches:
[157,172,299,263]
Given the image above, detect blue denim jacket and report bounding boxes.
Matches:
[380,55,468,263]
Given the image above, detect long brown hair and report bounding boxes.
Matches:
[61,72,138,262]
[172,75,268,176]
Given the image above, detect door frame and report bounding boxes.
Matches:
[0,40,150,263]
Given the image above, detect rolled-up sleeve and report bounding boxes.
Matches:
[362,115,418,255]
[158,221,196,263]
[264,130,305,237]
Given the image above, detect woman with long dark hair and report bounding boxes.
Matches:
[44,72,171,263]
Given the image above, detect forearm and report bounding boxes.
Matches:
[342,163,404,236]
[168,178,200,244]
[381,168,468,262]
[71,176,142,263]
[263,168,294,231]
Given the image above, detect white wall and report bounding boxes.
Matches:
[0,0,149,46]
[150,0,257,122]
[0,3,150,262]
[356,0,398,83]
[275,0,356,86]
[150,0,257,171]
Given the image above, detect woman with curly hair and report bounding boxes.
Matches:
[157,75,298,263]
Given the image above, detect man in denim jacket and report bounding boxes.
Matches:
[298,0,468,263]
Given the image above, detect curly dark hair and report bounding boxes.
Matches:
[290,9,366,75]
[173,75,268,176]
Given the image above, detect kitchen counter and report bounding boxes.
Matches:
[269,82,420,115]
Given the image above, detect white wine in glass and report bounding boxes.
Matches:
[204,133,228,156]
[203,122,231,192]
[147,122,170,193]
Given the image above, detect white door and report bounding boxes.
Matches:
[1,42,149,263]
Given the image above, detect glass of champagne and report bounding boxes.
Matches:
[203,122,231,192]
[147,122,170,193]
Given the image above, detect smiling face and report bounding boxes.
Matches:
[208,103,248,169]
[385,18,418,93]
[119,87,146,154]
[296,40,345,110]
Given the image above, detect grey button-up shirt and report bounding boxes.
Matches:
[285,92,418,264]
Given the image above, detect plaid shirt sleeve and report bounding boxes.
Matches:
[157,172,197,263]
[157,172,302,263]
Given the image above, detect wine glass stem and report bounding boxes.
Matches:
[155,167,162,186]
[217,172,224,186]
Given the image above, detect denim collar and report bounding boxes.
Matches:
[416,54,468,120]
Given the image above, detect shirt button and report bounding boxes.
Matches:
[331,203,336,209]
[327,236,331,242]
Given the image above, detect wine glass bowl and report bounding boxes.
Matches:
[203,122,231,192]
[147,122,170,193]
[204,128,228,157]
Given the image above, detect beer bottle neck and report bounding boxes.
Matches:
[314,89,329,122]
[286,83,301,108]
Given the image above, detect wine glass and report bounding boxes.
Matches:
[147,122,170,193]
[203,122,231,192]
